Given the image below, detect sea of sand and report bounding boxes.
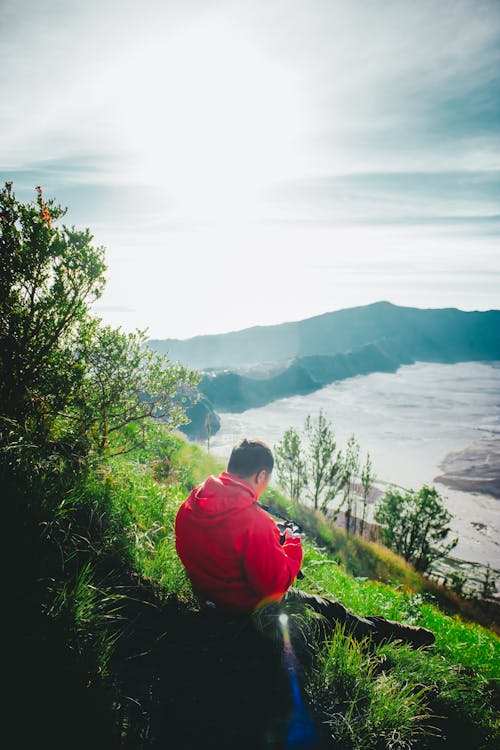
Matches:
[209,361,500,569]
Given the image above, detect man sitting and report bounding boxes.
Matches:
[175,438,435,648]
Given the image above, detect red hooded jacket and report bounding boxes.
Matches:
[175,472,303,614]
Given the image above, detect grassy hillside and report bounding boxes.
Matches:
[89,424,499,749]
[262,487,500,634]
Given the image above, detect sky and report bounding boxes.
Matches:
[1,0,500,339]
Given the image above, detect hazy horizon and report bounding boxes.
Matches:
[149,299,500,342]
[2,1,499,338]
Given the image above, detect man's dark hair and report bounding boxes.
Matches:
[227,438,274,478]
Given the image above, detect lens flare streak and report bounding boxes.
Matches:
[279,614,317,749]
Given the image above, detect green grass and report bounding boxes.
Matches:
[301,544,500,680]
[263,484,500,635]
[98,423,499,749]
[307,627,432,750]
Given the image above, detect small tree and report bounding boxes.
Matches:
[73,321,199,455]
[304,410,344,512]
[359,452,376,537]
[205,413,212,453]
[448,570,467,597]
[479,564,497,600]
[375,485,458,573]
[274,427,307,502]
[337,435,360,535]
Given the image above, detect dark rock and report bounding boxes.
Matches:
[180,395,221,440]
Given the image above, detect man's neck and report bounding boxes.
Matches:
[224,471,260,496]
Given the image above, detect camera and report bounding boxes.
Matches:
[276,519,301,544]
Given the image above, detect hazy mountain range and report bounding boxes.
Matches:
[148,302,500,439]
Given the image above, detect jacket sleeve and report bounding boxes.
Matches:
[241,510,303,602]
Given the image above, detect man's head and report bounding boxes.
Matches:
[227,438,274,497]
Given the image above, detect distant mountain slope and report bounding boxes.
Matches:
[199,341,404,413]
[154,302,500,433]
[149,302,500,370]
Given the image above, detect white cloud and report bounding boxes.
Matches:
[2,0,499,336]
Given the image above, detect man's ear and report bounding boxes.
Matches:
[257,469,268,485]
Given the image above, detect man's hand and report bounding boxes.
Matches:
[284,526,302,541]
[277,520,302,545]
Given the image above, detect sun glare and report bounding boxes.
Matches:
[113,19,307,220]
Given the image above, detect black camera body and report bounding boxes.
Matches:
[276,519,301,544]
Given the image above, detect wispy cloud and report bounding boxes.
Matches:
[1,0,499,336]
[253,1,500,175]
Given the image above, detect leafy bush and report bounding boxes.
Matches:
[375,486,458,572]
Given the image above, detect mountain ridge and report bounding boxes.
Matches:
[150,302,500,438]
[149,301,500,370]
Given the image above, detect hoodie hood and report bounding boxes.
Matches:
[184,471,257,521]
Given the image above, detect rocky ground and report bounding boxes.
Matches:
[435,437,500,499]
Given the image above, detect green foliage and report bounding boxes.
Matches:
[448,570,467,597]
[274,426,307,501]
[304,409,344,512]
[73,321,199,454]
[0,182,105,431]
[3,182,498,749]
[118,422,223,488]
[480,564,498,600]
[103,456,194,600]
[301,546,500,681]
[48,562,125,676]
[0,184,201,747]
[262,484,425,589]
[19,418,498,748]
[275,412,348,511]
[275,414,371,531]
[359,451,376,537]
[336,434,360,534]
[375,485,458,572]
[0,182,199,468]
